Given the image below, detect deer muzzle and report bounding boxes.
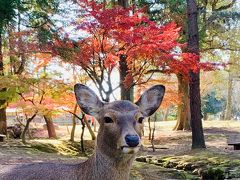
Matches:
[120,134,141,154]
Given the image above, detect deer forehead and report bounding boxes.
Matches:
[102,100,141,117]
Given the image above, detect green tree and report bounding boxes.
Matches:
[0,0,17,135]
[0,0,59,135]
[202,91,225,120]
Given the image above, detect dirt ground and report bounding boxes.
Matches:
[1,120,240,179]
[143,120,240,156]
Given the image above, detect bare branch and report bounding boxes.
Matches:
[18,93,35,105]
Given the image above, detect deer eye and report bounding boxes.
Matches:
[138,117,144,124]
[104,117,114,123]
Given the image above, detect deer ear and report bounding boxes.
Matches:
[74,84,104,116]
[135,85,165,117]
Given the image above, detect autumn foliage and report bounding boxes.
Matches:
[53,2,212,91]
[3,1,215,109]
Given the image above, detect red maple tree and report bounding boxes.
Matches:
[54,2,213,100]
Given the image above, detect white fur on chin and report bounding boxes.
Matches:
[122,146,140,154]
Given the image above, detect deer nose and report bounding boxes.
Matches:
[125,135,139,147]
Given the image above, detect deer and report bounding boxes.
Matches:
[0,84,165,180]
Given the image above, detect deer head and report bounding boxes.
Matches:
[74,84,165,157]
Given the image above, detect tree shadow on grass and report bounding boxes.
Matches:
[204,127,240,136]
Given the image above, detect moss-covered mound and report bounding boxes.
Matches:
[135,152,240,180]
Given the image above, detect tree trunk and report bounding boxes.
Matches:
[80,120,85,153]
[118,0,128,7]
[225,73,233,120]
[22,119,30,144]
[65,110,96,140]
[173,74,191,130]
[83,114,96,140]
[119,54,134,101]
[8,24,15,74]
[0,108,7,135]
[21,113,37,144]
[43,115,57,139]
[187,0,206,149]
[151,114,157,152]
[0,31,7,135]
[93,120,97,132]
[0,31,3,75]
[118,0,134,102]
[203,113,208,120]
[163,106,170,121]
[70,104,78,141]
[148,117,152,140]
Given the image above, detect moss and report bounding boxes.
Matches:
[30,140,95,157]
[201,167,225,180]
[135,152,240,180]
[135,156,147,163]
[177,170,199,180]
[31,143,58,153]
[163,160,178,168]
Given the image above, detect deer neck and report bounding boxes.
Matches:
[84,148,135,180]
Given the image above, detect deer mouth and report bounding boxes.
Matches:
[120,146,140,154]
